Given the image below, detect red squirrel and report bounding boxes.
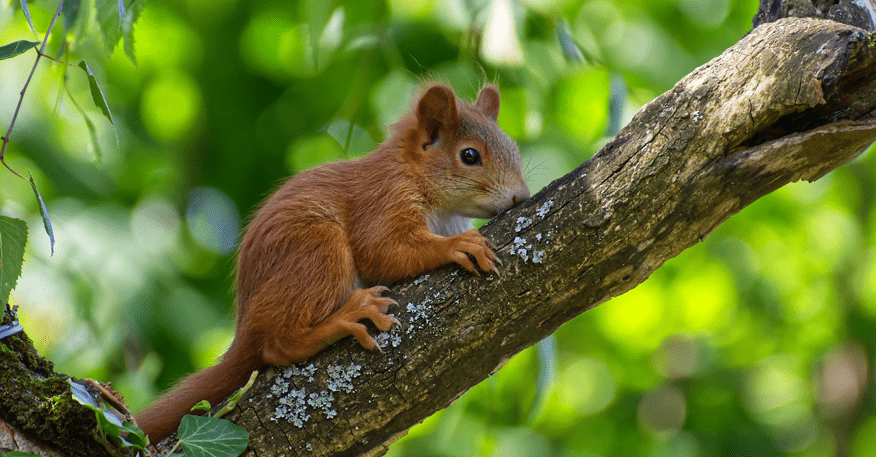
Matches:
[135,84,530,442]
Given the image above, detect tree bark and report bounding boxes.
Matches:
[0,308,108,457]
[753,0,876,30]
[180,17,875,457]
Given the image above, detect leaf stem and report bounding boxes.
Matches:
[37,49,77,66]
[0,0,67,181]
[165,440,181,456]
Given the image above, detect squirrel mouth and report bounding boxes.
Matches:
[472,205,501,219]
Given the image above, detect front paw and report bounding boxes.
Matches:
[445,229,501,275]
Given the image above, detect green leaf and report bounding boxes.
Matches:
[68,379,97,407]
[28,172,54,256]
[95,404,123,434]
[95,0,123,53]
[0,320,24,339]
[0,216,27,305]
[119,422,148,449]
[19,0,37,36]
[4,451,43,457]
[122,0,146,65]
[556,20,584,63]
[0,40,38,61]
[216,370,258,417]
[76,60,119,147]
[69,381,118,432]
[191,400,212,412]
[69,380,148,451]
[80,401,129,444]
[62,0,82,34]
[117,0,126,25]
[178,415,249,457]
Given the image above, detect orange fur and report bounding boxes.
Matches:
[135,84,529,443]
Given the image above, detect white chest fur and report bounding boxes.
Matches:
[426,210,473,237]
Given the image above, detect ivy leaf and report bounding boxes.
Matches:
[28,172,54,256]
[0,320,24,339]
[68,379,97,407]
[4,452,42,457]
[0,40,39,61]
[0,216,27,305]
[119,422,148,449]
[122,0,146,65]
[191,400,212,413]
[76,60,119,147]
[69,379,148,451]
[70,381,133,445]
[178,415,249,457]
[19,0,37,37]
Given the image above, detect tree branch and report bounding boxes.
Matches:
[149,17,876,457]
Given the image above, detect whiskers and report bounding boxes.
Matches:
[522,153,551,185]
[442,167,503,195]
[438,168,507,213]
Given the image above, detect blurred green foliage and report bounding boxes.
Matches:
[2,0,875,455]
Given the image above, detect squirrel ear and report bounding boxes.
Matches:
[475,85,500,121]
[417,85,459,141]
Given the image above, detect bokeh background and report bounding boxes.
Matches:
[3,0,876,455]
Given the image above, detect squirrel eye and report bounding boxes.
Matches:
[459,147,481,166]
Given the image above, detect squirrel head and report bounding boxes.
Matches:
[410,84,530,219]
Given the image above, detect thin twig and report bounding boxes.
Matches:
[0,0,67,181]
[37,49,77,67]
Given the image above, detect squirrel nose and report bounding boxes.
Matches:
[511,187,530,207]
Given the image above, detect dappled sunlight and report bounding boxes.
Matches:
[594,279,667,352]
[676,264,737,332]
[554,68,611,144]
[141,70,204,141]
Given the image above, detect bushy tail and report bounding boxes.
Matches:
[135,339,260,443]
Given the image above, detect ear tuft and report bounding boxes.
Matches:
[475,85,501,121]
[417,85,459,140]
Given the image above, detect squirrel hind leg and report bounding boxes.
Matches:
[248,223,399,366]
[259,286,400,366]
